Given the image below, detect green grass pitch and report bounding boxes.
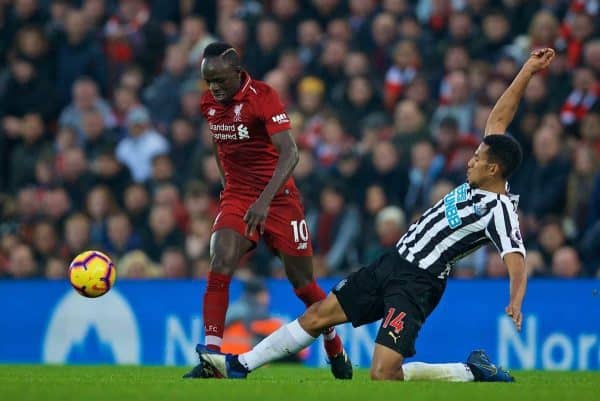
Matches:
[1,365,598,401]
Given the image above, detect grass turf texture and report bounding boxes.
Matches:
[1,365,598,401]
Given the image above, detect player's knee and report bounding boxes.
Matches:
[210,253,237,275]
[370,365,403,381]
[299,302,327,334]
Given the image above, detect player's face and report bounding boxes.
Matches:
[466,144,496,188]
[201,57,241,103]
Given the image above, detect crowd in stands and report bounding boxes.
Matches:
[1,0,599,280]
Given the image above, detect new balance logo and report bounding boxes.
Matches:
[208,108,216,116]
[271,113,289,124]
[237,124,249,139]
[296,242,308,250]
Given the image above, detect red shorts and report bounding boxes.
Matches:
[212,188,313,257]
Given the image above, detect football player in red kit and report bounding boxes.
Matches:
[188,42,352,379]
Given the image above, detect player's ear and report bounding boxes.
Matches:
[488,162,501,177]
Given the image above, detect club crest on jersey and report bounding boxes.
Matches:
[233,104,244,122]
[510,228,523,243]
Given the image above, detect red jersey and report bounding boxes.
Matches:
[201,72,297,198]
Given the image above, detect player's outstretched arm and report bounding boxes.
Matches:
[243,130,299,236]
[503,252,527,331]
[485,48,555,136]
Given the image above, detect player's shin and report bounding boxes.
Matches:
[294,280,343,357]
[203,271,232,351]
[403,362,475,382]
[238,319,316,371]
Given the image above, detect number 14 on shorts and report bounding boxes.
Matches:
[382,308,406,334]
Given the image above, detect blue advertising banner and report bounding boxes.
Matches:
[0,279,599,370]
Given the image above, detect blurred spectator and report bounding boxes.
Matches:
[566,144,599,234]
[59,147,93,207]
[168,118,200,183]
[430,70,475,135]
[185,216,212,260]
[0,54,55,121]
[551,246,582,278]
[118,250,161,278]
[363,141,409,207]
[393,99,429,156]
[143,44,194,132]
[81,109,118,160]
[363,205,406,263]
[116,106,170,182]
[55,9,108,106]
[560,67,600,128]
[62,212,92,261]
[124,183,151,235]
[103,211,141,260]
[535,217,567,267]
[405,140,444,216]
[525,249,547,278]
[161,247,189,278]
[7,243,40,279]
[180,15,216,66]
[513,126,570,221]
[142,204,184,262]
[384,40,420,109]
[338,75,383,138]
[85,185,117,244]
[245,18,283,79]
[89,149,133,204]
[32,220,59,268]
[45,256,68,279]
[59,78,116,141]
[306,182,360,275]
[9,113,52,191]
[103,0,166,80]
[484,252,508,278]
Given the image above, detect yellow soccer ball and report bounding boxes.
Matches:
[68,250,116,298]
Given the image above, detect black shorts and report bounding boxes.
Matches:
[332,252,446,358]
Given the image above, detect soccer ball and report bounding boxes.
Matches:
[68,250,116,298]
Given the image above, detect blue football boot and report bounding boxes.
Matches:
[466,350,515,382]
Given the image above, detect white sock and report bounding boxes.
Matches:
[205,335,222,349]
[238,319,316,371]
[403,362,475,382]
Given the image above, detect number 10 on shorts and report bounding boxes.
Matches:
[290,219,309,243]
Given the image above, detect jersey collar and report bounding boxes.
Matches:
[232,71,252,102]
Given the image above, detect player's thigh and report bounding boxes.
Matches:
[370,343,405,381]
[210,229,254,274]
[299,293,349,336]
[263,196,313,259]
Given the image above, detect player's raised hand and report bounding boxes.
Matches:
[505,304,523,331]
[244,199,269,237]
[523,48,555,74]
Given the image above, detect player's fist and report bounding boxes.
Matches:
[523,48,555,74]
[505,304,523,331]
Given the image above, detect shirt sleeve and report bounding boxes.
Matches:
[484,198,526,259]
[257,87,291,136]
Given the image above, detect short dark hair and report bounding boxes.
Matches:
[483,134,523,179]
[202,42,241,69]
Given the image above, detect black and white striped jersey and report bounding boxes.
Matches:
[396,183,525,279]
